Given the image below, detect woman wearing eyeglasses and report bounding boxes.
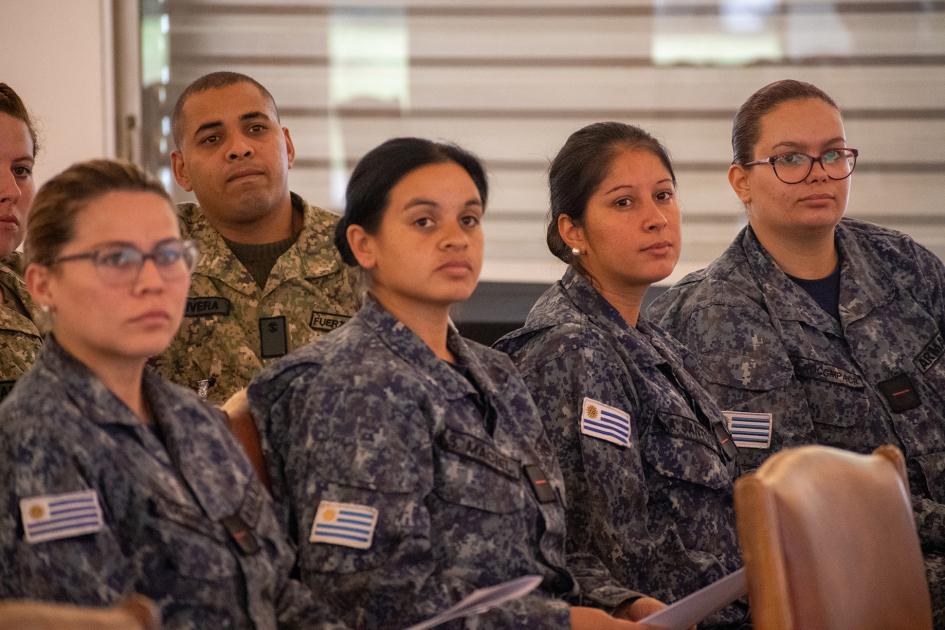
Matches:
[0,84,43,398]
[0,160,344,628]
[648,79,945,622]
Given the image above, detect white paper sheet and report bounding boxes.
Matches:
[404,574,544,630]
[641,568,748,630]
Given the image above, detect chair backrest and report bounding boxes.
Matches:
[734,444,932,630]
[0,594,160,630]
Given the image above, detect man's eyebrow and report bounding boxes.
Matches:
[192,111,271,139]
[193,120,223,138]
[239,111,269,122]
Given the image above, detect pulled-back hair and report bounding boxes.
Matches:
[171,71,278,148]
[0,83,39,156]
[26,159,170,267]
[547,122,675,265]
[334,137,488,267]
[731,79,839,165]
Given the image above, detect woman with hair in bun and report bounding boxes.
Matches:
[249,137,663,629]
[0,158,344,629]
[496,122,746,628]
[649,78,945,624]
[0,83,42,397]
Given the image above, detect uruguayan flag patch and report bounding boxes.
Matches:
[310,501,378,550]
[580,397,632,448]
[723,411,773,449]
[20,490,104,544]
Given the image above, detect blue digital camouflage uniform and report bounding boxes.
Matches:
[154,193,358,404]
[0,336,346,630]
[0,254,42,401]
[648,218,945,625]
[248,295,641,629]
[495,267,747,628]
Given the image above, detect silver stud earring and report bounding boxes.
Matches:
[570,247,581,256]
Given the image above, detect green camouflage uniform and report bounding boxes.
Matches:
[0,254,42,401]
[154,193,358,404]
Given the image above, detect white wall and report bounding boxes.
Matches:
[0,0,114,188]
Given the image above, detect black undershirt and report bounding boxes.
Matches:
[786,263,842,320]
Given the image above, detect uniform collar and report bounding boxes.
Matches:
[359,294,497,400]
[740,225,841,333]
[182,192,343,297]
[514,268,665,369]
[740,222,895,331]
[834,221,896,323]
[265,193,344,290]
[40,335,246,518]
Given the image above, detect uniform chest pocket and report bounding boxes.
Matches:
[792,357,868,428]
[147,497,239,581]
[433,428,525,514]
[644,414,732,491]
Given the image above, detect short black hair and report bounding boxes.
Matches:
[171,71,279,148]
[334,137,488,267]
[547,122,675,265]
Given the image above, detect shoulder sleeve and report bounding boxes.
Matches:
[0,422,132,605]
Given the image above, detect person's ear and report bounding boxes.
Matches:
[347,224,377,270]
[282,127,295,170]
[25,263,54,311]
[728,163,751,205]
[557,213,587,256]
[171,150,194,192]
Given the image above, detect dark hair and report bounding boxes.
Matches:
[334,137,488,266]
[171,71,279,148]
[547,122,676,264]
[0,83,39,156]
[26,159,171,267]
[731,79,839,165]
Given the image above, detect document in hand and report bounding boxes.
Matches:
[641,568,747,630]
[403,575,543,630]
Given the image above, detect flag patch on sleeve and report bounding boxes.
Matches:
[20,490,104,544]
[722,411,773,449]
[310,501,378,550]
[580,397,632,448]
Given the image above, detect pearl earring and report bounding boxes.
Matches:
[571,247,581,256]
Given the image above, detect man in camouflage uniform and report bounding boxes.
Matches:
[155,72,357,403]
[0,335,346,629]
[248,295,646,628]
[648,219,945,625]
[496,267,748,628]
[0,252,41,401]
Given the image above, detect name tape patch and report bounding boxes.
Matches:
[21,490,104,544]
[310,501,378,550]
[916,333,945,373]
[185,297,231,317]
[580,397,632,448]
[722,411,773,449]
[309,311,350,333]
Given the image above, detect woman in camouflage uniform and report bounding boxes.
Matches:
[249,137,662,629]
[648,78,945,626]
[496,122,747,628]
[0,84,42,399]
[0,159,344,629]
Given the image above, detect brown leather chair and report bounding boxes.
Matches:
[734,444,932,630]
[221,387,271,490]
[0,594,160,629]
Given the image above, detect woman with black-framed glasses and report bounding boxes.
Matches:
[0,159,345,629]
[649,79,945,624]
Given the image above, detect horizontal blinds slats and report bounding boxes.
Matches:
[155,0,945,282]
